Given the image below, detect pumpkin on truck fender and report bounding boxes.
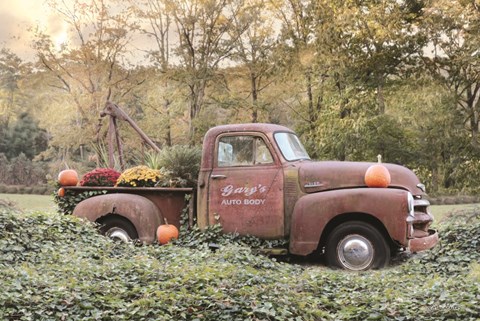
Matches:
[364,164,391,188]
[58,169,79,186]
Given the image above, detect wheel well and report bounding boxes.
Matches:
[318,213,394,252]
[96,214,135,229]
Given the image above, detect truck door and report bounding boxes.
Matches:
[208,133,285,239]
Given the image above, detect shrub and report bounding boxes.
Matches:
[80,168,121,187]
[156,145,201,187]
[116,166,162,187]
[5,186,18,194]
[31,186,48,195]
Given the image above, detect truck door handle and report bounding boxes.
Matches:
[211,174,227,180]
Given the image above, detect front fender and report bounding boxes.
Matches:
[73,194,163,243]
[289,188,409,255]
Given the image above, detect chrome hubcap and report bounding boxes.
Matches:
[105,227,131,243]
[337,234,374,270]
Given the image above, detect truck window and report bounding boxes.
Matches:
[274,132,310,161]
[218,136,273,167]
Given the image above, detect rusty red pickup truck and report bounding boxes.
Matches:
[67,123,438,270]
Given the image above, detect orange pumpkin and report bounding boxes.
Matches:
[364,164,391,188]
[58,169,79,186]
[57,187,66,197]
[156,221,179,245]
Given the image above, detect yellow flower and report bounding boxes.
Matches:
[116,166,162,187]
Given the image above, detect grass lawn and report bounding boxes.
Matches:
[430,203,480,223]
[0,193,56,212]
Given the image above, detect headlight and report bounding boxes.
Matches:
[407,192,415,217]
[417,183,426,193]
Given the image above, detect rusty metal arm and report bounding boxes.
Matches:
[101,101,161,153]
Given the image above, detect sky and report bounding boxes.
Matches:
[0,0,67,60]
[0,0,155,64]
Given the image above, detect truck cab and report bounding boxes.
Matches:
[196,123,438,270]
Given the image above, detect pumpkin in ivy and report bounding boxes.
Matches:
[156,220,179,245]
[57,187,66,197]
[364,164,391,188]
[58,169,79,186]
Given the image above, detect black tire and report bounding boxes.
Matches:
[98,216,138,242]
[325,221,390,270]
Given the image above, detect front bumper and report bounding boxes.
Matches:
[409,229,439,253]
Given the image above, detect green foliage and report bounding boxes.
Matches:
[142,150,163,170]
[53,184,107,215]
[1,209,480,320]
[139,146,201,188]
[156,145,202,187]
[0,112,48,160]
[0,152,48,186]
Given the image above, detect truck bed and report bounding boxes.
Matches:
[65,186,194,228]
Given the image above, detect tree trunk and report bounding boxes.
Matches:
[163,97,172,147]
[189,79,207,144]
[377,73,386,114]
[251,72,258,123]
[305,69,316,129]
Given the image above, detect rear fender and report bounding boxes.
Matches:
[72,193,163,243]
[289,188,410,255]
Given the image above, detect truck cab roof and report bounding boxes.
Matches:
[205,123,295,137]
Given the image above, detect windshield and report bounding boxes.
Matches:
[274,132,310,161]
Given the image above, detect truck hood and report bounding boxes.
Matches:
[298,161,425,196]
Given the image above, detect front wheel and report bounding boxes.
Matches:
[325,221,390,270]
[98,216,138,242]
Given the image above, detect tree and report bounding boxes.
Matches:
[2,112,48,160]
[131,0,172,71]
[228,0,277,122]
[165,0,243,142]
[422,0,480,149]
[130,0,178,146]
[32,0,140,152]
[0,49,29,129]
[272,0,321,128]
[332,0,426,114]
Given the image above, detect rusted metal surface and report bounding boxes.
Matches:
[282,166,304,237]
[99,101,162,170]
[208,165,285,239]
[206,130,285,239]
[409,229,439,253]
[72,193,163,243]
[298,161,426,196]
[198,123,293,233]
[289,188,412,256]
[67,186,192,243]
[66,186,193,193]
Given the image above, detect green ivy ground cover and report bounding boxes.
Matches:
[1,209,479,321]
